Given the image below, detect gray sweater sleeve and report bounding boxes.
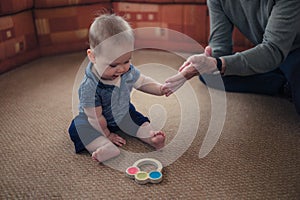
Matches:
[208,0,300,76]
[207,0,234,57]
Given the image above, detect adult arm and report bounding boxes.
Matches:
[207,0,234,57]
[209,0,300,75]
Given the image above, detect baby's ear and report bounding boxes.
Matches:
[87,49,96,63]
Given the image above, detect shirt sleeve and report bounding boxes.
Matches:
[134,74,144,89]
[78,77,102,109]
[223,0,300,75]
[129,65,141,85]
[207,0,234,57]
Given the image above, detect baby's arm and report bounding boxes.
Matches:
[84,106,126,146]
[134,74,171,96]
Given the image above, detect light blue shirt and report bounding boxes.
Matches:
[78,62,140,127]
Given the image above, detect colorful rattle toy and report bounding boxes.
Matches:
[126,158,163,184]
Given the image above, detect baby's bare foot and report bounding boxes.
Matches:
[92,148,102,162]
[91,143,120,162]
[149,131,165,150]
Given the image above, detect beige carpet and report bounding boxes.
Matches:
[0,50,299,199]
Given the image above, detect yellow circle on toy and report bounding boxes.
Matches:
[125,158,163,184]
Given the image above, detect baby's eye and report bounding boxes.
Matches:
[109,64,117,68]
[124,60,130,64]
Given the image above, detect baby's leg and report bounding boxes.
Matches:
[86,136,120,162]
[136,122,165,150]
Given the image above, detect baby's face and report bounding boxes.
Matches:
[97,51,132,80]
[93,42,134,80]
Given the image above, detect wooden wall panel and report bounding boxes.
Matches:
[34,0,111,8]
[183,4,208,47]
[34,3,111,56]
[232,28,254,52]
[0,11,39,74]
[0,0,33,16]
[113,2,205,52]
[174,0,206,3]
[114,0,173,3]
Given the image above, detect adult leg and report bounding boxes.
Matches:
[279,48,300,114]
[200,68,286,95]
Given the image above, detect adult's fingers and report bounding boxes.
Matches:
[179,61,190,72]
[204,46,212,56]
[165,72,186,83]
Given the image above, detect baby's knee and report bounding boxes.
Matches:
[93,142,120,162]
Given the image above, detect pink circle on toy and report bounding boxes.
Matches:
[127,166,139,175]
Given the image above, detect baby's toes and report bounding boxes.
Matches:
[154,131,166,137]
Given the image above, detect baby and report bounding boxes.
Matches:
[68,14,171,162]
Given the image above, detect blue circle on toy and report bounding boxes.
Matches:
[149,171,162,179]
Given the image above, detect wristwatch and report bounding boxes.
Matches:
[216,57,222,72]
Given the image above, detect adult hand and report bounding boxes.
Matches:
[162,46,217,96]
[162,72,187,97]
[179,46,216,75]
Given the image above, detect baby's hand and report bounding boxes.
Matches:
[108,133,126,146]
[160,84,173,97]
[162,73,187,97]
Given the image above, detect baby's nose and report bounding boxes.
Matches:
[118,64,127,72]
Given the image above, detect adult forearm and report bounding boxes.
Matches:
[223,43,283,76]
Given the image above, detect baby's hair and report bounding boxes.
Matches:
[89,13,134,51]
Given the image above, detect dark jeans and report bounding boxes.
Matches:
[68,103,150,153]
[200,48,300,114]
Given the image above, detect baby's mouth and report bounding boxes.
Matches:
[112,75,120,79]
